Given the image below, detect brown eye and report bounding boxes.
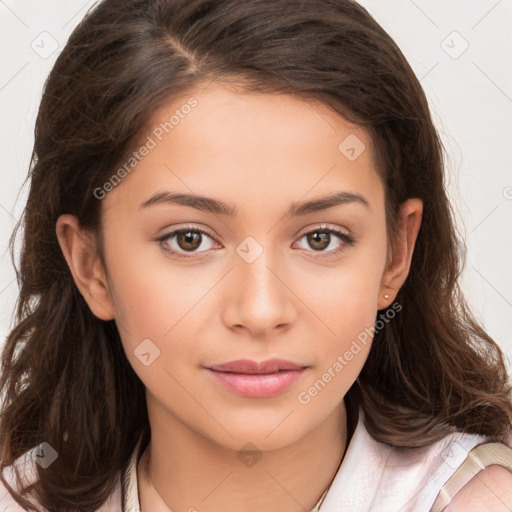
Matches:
[306,231,331,251]
[295,226,355,258]
[156,226,217,258]
[176,231,202,252]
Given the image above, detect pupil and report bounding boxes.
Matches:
[310,231,329,250]
[179,231,200,251]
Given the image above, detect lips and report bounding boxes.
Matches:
[209,358,307,374]
[206,358,309,398]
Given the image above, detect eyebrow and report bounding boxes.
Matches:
[139,190,369,218]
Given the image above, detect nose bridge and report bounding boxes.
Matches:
[225,234,293,332]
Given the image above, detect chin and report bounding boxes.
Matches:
[200,412,315,452]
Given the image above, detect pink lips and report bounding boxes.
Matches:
[206,358,308,398]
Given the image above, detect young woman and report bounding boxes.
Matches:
[1,0,511,511]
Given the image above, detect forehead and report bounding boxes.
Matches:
[149,82,370,159]
[103,82,384,218]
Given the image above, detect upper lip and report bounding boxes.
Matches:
[208,358,307,374]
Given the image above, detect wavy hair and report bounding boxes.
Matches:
[1,0,511,509]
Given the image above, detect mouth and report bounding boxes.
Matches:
[206,358,309,398]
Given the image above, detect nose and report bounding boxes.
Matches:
[221,246,296,338]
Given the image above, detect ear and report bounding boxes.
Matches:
[55,214,115,321]
[378,198,423,310]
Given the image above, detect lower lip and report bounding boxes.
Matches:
[206,368,307,398]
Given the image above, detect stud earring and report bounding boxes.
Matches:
[383,294,390,300]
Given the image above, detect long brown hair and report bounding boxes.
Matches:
[2,0,511,510]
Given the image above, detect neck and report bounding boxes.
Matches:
[137,399,349,512]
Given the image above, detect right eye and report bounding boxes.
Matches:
[156,226,220,258]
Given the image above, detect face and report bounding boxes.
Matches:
[76,82,398,450]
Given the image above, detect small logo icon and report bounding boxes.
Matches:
[30,31,59,59]
[236,236,264,264]
[134,338,161,366]
[31,442,58,469]
[441,440,468,469]
[237,442,262,468]
[338,134,366,161]
[441,31,469,59]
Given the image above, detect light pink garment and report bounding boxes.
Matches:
[2,409,511,511]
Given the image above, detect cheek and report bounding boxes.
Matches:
[101,237,176,358]
[104,239,213,381]
[106,262,195,397]
[304,230,387,372]
[104,229,181,330]
[295,274,380,410]
[301,271,379,341]
[310,274,378,379]
[314,247,387,334]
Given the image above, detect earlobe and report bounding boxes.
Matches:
[55,214,115,321]
[378,198,423,309]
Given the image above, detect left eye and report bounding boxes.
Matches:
[294,227,355,257]
[156,225,355,259]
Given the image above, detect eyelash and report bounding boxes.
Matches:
[155,224,355,260]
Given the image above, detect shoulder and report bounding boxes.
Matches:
[432,437,512,512]
[445,465,512,511]
[373,430,512,511]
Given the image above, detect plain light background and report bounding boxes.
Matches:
[1,1,511,368]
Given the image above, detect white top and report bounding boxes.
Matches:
[2,408,512,511]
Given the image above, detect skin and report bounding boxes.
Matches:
[445,466,512,511]
[56,82,423,512]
